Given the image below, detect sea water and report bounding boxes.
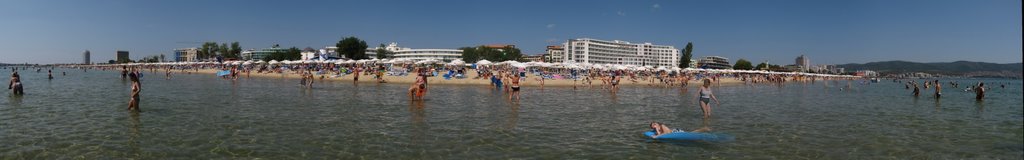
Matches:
[1,68,1021,159]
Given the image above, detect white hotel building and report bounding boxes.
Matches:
[366,42,462,61]
[561,38,679,67]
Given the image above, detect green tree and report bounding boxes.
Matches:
[218,43,229,58]
[287,47,302,60]
[461,45,524,62]
[680,42,693,68]
[228,42,241,59]
[733,59,753,70]
[336,37,368,59]
[199,42,219,60]
[375,43,393,59]
[502,46,524,62]
[264,47,302,61]
[159,54,165,62]
[460,47,479,62]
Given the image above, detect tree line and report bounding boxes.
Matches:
[198,42,242,60]
[460,45,523,62]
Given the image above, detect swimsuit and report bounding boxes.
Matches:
[699,88,712,104]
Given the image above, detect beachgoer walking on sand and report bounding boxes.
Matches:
[696,79,720,119]
[128,72,141,112]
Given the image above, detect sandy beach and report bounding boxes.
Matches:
[184,68,745,87]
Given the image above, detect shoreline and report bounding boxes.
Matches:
[181,69,747,87]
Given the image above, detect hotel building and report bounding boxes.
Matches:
[116,50,130,63]
[697,56,732,69]
[523,54,544,62]
[366,42,462,61]
[173,48,199,62]
[82,50,90,64]
[545,45,564,63]
[795,55,810,72]
[560,38,679,67]
[241,46,289,61]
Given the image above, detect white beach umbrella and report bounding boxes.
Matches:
[476,60,492,65]
[511,63,527,68]
[449,59,466,66]
[498,60,518,66]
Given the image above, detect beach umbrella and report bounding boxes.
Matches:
[511,63,527,68]
[497,60,519,66]
[449,59,466,66]
[476,60,492,65]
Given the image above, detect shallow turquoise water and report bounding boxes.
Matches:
[1,68,1021,159]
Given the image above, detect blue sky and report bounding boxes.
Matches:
[1,0,1020,64]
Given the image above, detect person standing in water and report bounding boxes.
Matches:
[9,72,24,95]
[120,66,128,80]
[912,81,920,96]
[696,79,720,119]
[165,67,172,80]
[409,72,428,100]
[933,80,942,98]
[975,82,985,101]
[47,69,53,80]
[353,65,361,82]
[128,72,141,112]
[509,73,521,101]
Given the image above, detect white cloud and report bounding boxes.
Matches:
[616,11,626,16]
[546,24,556,29]
[653,4,661,9]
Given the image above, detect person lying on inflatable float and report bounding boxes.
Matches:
[649,121,710,137]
